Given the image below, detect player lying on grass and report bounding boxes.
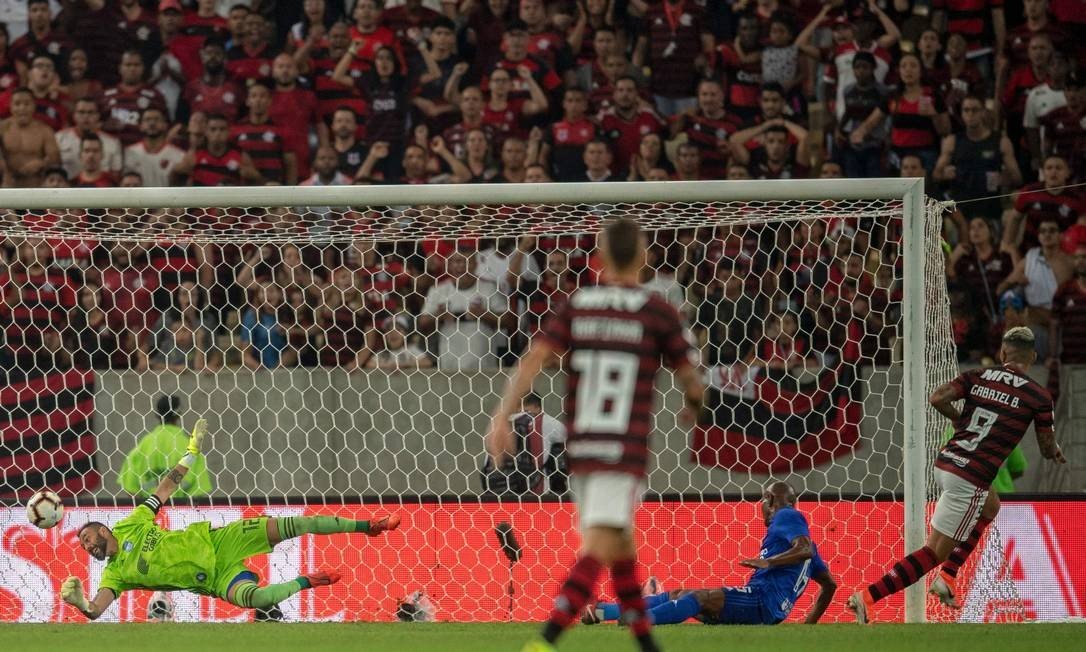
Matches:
[582,481,836,626]
[63,418,401,620]
[848,327,1065,622]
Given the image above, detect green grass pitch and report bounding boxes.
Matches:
[4,623,1085,652]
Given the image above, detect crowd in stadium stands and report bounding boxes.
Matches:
[0,0,1085,395]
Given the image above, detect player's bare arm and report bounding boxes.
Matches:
[674,361,705,425]
[804,570,837,624]
[485,340,556,466]
[1035,427,1066,464]
[740,535,813,570]
[929,382,965,422]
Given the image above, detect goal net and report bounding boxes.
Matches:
[0,180,1018,623]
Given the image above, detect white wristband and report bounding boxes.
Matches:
[179,453,197,469]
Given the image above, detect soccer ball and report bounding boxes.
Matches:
[26,490,64,529]
[147,591,175,622]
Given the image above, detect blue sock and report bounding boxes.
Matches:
[648,593,701,625]
[598,602,621,621]
[644,591,671,609]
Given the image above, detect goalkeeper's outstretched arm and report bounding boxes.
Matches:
[152,418,208,504]
[61,578,115,620]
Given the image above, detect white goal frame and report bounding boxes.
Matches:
[1,178,931,622]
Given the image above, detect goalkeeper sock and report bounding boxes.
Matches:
[612,558,655,648]
[233,579,306,609]
[541,554,602,644]
[942,516,993,579]
[276,515,370,539]
[867,545,940,602]
[648,593,701,625]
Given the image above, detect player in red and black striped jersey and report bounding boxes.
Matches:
[488,218,703,652]
[171,114,264,187]
[849,327,1064,622]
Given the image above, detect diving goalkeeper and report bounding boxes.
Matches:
[64,419,401,619]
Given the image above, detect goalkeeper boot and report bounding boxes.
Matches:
[366,514,401,537]
[929,570,961,609]
[302,571,342,587]
[847,590,873,624]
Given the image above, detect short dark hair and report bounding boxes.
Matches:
[764,124,789,138]
[431,16,455,32]
[80,133,101,150]
[602,217,643,271]
[760,81,785,96]
[523,393,542,408]
[206,112,229,125]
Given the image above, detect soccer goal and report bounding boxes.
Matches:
[0,179,1014,623]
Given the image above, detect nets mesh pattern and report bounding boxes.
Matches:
[0,187,1018,623]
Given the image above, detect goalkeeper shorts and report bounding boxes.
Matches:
[931,468,989,541]
[209,517,273,599]
[701,586,778,625]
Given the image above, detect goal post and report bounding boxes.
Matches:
[0,178,976,624]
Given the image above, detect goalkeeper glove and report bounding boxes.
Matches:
[180,418,207,469]
[61,577,90,612]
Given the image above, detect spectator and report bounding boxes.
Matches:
[333,45,409,181]
[289,0,335,51]
[888,53,950,172]
[302,145,354,186]
[407,17,460,133]
[672,142,703,181]
[328,107,368,178]
[419,248,507,371]
[184,0,228,38]
[231,81,296,185]
[349,0,403,66]
[746,124,806,179]
[241,282,292,370]
[626,131,671,181]
[518,0,574,77]
[947,216,1016,348]
[1048,246,1086,392]
[100,50,169,147]
[71,134,115,188]
[1024,50,1069,173]
[99,242,160,368]
[9,0,69,80]
[120,395,212,497]
[456,128,496,182]
[0,87,60,187]
[1039,71,1085,182]
[313,270,373,370]
[60,49,102,106]
[539,87,595,181]
[118,0,158,49]
[715,13,763,124]
[144,0,204,94]
[1000,33,1052,163]
[698,259,759,365]
[225,12,280,84]
[491,136,529,183]
[581,139,616,182]
[140,282,216,373]
[933,0,1005,82]
[125,107,186,187]
[72,283,119,369]
[997,217,1073,356]
[366,322,432,370]
[829,51,889,178]
[480,66,548,148]
[574,28,643,113]
[934,95,1022,223]
[269,53,319,179]
[184,35,244,123]
[1002,155,1085,254]
[671,79,741,179]
[760,11,807,119]
[488,19,562,104]
[171,113,264,186]
[442,85,492,160]
[1002,0,1068,72]
[0,54,68,131]
[633,0,714,117]
[568,0,623,66]
[465,0,513,74]
[55,98,123,179]
[597,76,664,175]
[65,0,126,86]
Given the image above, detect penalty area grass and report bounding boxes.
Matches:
[4,622,1085,652]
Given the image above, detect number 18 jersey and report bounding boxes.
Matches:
[935,365,1054,488]
[539,284,698,477]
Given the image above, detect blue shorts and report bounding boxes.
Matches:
[709,586,777,625]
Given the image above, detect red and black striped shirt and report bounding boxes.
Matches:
[889,88,946,152]
[99,85,168,146]
[682,110,742,179]
[231,119,287,183]
[539,284,696,477]
[931,0,1003,53]
[225,42,280,84]
[716,44,762,123]
[192,147,245,186]
[1040,106,1086,181]
[0,268,76,357]
[1013,184,1086,250]
[310,49,370,123]
[146,236,199,288]
[1052,280,1086,364]
[937,365,1053,488]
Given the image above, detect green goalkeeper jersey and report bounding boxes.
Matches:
[99,500,217,597]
